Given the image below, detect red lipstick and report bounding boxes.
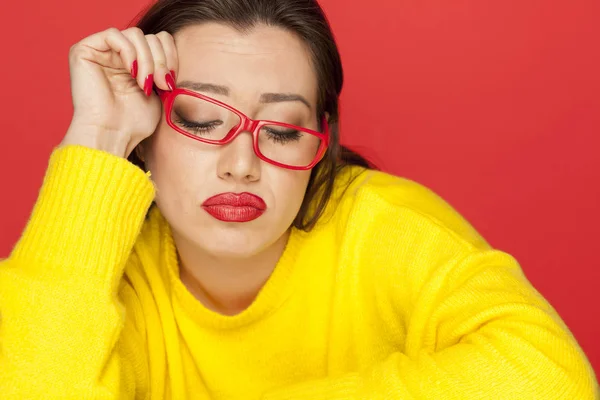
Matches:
[201,192,267,222]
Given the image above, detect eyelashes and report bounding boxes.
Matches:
[173,115,303,144]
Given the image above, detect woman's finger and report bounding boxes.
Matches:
[122,27,155,95]
[72,27,137,76]
[145,34,171,91]
[156,31,179,86]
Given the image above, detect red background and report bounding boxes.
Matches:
[0,0,598,373]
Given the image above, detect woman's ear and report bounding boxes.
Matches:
[135,144,146,163]
[320,112,331,132]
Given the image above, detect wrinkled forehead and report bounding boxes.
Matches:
[173,23,319,108]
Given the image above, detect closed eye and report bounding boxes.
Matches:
[173,114,223,135]
[263,127,302,144]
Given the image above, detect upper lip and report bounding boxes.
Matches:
[201,192,267,210]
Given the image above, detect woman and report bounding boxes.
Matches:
[0,0,597,398]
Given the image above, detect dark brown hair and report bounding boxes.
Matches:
[128,0,374,231]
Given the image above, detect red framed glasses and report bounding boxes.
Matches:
[155,85,329,170]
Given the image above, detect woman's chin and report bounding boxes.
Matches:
[169,212,291,261]
[192,231,270,260]
[202,242,260,259]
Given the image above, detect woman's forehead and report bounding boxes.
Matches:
[173,23,318,104]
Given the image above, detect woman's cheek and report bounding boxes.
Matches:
[146,137,194,209]
[273,169,311,216]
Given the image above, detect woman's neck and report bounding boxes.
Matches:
[173,229,290,316]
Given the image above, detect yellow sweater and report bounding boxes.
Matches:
[0,145,597,399]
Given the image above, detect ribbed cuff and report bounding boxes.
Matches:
[10,145,155,284]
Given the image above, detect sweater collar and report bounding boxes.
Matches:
[139,206,304,330]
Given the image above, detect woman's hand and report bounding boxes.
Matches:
[60,27,178,158]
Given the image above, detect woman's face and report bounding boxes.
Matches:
[143,22,319,258]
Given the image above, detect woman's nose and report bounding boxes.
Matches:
[216,131,261,183]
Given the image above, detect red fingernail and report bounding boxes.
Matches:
[170,70,176,81]
[131,60,138,79]
[165,72,176,91]
[144,74,153,96]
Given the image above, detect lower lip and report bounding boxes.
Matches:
[202,205,265,222]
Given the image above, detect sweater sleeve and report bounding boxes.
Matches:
[0,145,155,399]
[263,249,599,400]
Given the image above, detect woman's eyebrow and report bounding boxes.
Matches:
[260,93,311,110]
[178,81,230,96]
[177,81,311,110]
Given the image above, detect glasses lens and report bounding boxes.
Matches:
[170,93,241,141]
[258,124,322,167]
